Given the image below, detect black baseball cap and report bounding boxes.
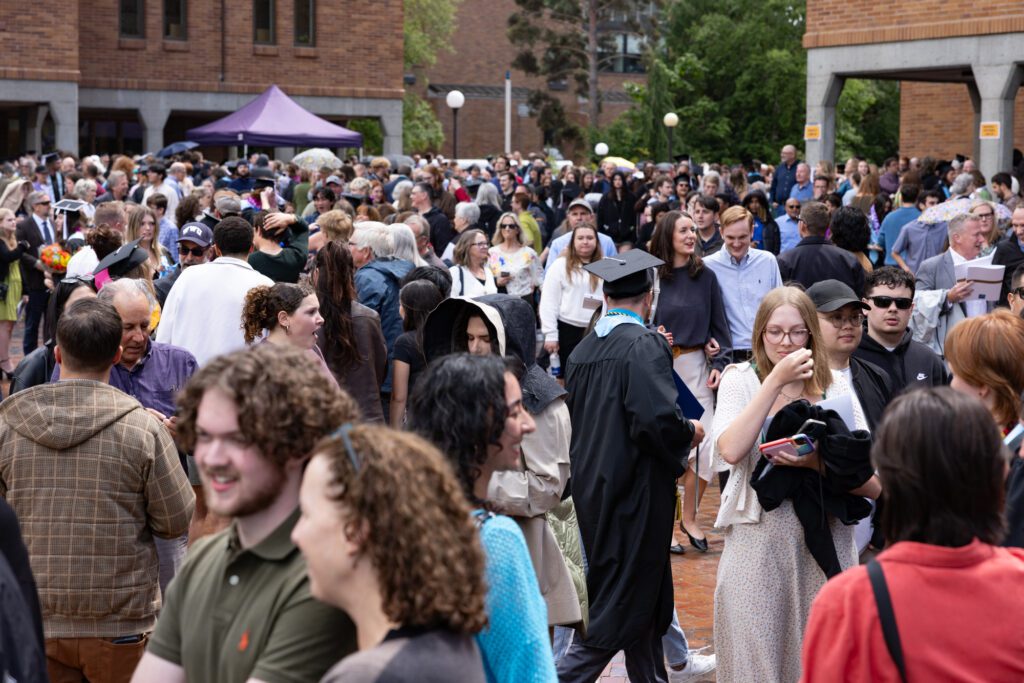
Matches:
[806,280,869,312]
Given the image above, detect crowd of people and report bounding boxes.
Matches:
[0,143,1023,683]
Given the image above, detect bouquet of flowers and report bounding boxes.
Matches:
[40,243,71,273]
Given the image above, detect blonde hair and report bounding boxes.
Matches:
[491,212,524,246]
[719,205,752,231]
[318,210,353,242]
[751,287,832,397]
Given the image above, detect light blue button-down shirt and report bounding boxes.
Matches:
[777,215,802,253]
[705,247,782,349]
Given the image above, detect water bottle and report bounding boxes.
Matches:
[549,353,561,378]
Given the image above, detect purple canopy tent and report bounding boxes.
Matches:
[186,85,363,148]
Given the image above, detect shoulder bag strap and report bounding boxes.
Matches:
[867,558,907,683]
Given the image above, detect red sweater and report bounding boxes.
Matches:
[801,539,1024,682]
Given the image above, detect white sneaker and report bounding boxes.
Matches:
[668,651,716,682]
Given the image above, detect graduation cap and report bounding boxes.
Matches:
[93,238,148,278]
[53,198,88,214]
[42,153,60,166]
[583,249,664,299]
[341,192,364,209]
[253,176,276,192]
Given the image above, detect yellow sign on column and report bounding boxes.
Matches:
[804,124,821,141]
[979,122,1001,139]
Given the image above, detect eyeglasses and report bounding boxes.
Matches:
[973,211,994,219]
[473,242,489,248]
[785,203,800,210]
[179,245,206,257]
[868,296,913,310]
[764,327,809,344]
[820,312,864,328]
[500,223,518,230]
[330,422,361,471]
[1011,287,1024,299]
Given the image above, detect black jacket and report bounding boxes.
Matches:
[596,191,637,244]
[1005,456,1024,548]
[422,207,454,258]
[991,232,1024,307]
[155,264,183,307]
[777,236,866,296]
[848,356,893,432]
[854,328,949,395]
[15,217,47,293]
[477,204,502,241]
[8,344,54,397]
[752,400,874,578]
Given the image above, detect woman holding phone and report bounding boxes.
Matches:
[711,286,875,682]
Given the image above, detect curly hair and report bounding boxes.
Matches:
[829,206,871,253]
[313,426,488,633]
[241,282,315,343]
[407,353,508,504]
[175,345,359,467]
[85,223,124,260]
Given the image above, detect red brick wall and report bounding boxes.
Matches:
[899,82,1024,162]
[75,0,403,100]
[424,0,644,158]
[0,3,79,80]
[805,1,1024,47]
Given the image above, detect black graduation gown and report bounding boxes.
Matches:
[565,322,694,650]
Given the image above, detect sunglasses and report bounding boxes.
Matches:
[500,224,518,230]
[869,296,913,310]
[179,245,206,257]
[1011,287,1024,299]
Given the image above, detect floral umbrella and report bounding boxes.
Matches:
[291,148,342,172]
[919,197,1012,224]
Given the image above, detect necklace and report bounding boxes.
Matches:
[779,386,803,402]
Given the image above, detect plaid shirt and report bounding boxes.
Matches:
[0,380,194,638]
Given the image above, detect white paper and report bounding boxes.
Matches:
[817,394,856,430]
[953,262,1005,302]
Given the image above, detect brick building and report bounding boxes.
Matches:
[423,0,644,159]
[0,0,405,158]
[803,2,1024,179]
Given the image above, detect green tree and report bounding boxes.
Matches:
[508,0,647,144]
[403,0,463,153]
[346,119,383,155]
[835,79,900,165]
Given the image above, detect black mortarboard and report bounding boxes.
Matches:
[341,192,363,209]
[253,176,276,191]
[583,249,664,299]
[94,238,149,277]
[42,153,59,165]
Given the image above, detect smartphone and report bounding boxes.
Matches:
[1005,423,1024,453]
[500,271,510,278]
[759,435,815,459]
[796,419,827,441]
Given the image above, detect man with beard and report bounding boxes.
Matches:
[131,345,357,683]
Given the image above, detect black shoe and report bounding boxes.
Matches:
[686,530,709,553]
[669,543,686,555]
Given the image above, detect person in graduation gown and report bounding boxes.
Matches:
[558,249,702,683]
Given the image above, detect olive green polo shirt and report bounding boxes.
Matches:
[147,507,356,683]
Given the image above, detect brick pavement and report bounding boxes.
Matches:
[596,483,722,682]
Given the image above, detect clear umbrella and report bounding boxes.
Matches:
[291,148,342,172]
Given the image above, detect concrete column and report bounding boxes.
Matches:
[972,63,1022,181]
[48,98,78,155]
[380,111,403,156]
[24,105,49,154]
[138,105,170,154]
[804,67,845,168]
[966,82,981,164]
[273,147,296,161]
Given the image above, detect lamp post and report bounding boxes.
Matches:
[663,112,679,164]
[446,90,465,159]
[594,142,609,161]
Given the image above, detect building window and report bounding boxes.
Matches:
[254,0,275,44]
[164,0,187,40]
[120,0,144,38]
[598,34,645,74]
[294,0,314,46]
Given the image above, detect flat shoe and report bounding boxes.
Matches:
[669,543,686,555]
[686,531,709,553]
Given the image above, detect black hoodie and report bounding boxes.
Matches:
[854,328,949,395]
